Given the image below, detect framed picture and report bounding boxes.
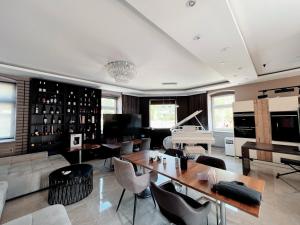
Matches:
[70,133,82,148]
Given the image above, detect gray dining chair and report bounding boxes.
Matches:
[140,138,151,150]
[196,155,227,224]
[120,141,134,156]
[150,181,211,225]
[113,157,156,225]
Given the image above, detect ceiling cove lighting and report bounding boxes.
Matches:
[105,60,137,83]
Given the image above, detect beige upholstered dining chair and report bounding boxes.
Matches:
[113,157,156,225]
[120,141,134,155]
[140,138,151,150]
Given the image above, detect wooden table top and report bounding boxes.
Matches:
[123,150,265,217]
[242,141,300,155]
[66,143,101,152]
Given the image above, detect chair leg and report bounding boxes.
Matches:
[150,188,156,208]
[133,194,137,225]
[116,189,126,212]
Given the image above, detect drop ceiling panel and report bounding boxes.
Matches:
[0,0,225,91]
[125,0,258,82]
[229,0,300,75]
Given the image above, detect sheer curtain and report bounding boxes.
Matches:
[0,82,16,140]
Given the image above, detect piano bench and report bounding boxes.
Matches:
[276,158,300,178]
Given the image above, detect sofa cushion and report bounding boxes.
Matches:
[0,181,8,220]
[0,153,69,200]
[2,205,71,225]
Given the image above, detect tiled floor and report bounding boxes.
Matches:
[1,148,300,225]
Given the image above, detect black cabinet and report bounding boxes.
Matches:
[29,79,101,155]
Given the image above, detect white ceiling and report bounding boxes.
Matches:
[0,0,299,95]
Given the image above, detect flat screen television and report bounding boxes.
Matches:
[103,114,142,139]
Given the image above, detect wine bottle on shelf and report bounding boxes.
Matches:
[83,129,87,141]
[91,115,95,124]
[49,106,54,115]
[46,98,50,104]
[58,117,62,124]
[55,107,60,114]
[91,132,95,140]
[42,105,46,114]
[73,95,76,106]
[50,96,54,103]
[38,81,43,92]
[56,83,59,94]
[41,95,46,104]
[72,109,76,114]
[53,95,57,104]
[42,81,46,92]
[50,125,54,135]
[35,105,39,114]
[67,95,71,105]
[81,115,86,124]
[43,115,48,124]
[51,115,55,124]
[43,126,48,135]
[67,107,71,113]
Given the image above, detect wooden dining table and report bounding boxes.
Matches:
[122,150,265,225]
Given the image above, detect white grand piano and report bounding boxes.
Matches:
[170,110,215,155]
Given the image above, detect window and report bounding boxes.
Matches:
[211,94,234,131]
[149,100,177,128]
[0,82,16,140]
[101,97,117,132]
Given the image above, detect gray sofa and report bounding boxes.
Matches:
[0,181,8,220]
[0,152,69,200]
[2,204,72,225]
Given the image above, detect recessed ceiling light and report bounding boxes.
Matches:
[186,0,196,7]
[237,67,243,70]
[220,47,230,52]
[193,35,201,40]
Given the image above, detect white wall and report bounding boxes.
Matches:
[213,131,234,148]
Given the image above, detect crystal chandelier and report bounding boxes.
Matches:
[105,60,137,83]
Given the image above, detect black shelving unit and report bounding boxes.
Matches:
[29,79,101,155]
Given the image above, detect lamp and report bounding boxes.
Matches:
[105,60,137,83]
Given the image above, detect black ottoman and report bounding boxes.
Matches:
[48,164,93,205]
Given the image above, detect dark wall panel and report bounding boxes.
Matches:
[122,95,140,114]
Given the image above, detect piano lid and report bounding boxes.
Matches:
[170,110,203,130]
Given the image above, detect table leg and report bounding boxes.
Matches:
[242,147,250,175]
[207,144,212,155]
[79,150,82,164]
[219,201,227,225]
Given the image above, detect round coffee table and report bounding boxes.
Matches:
[48,164,93,205]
